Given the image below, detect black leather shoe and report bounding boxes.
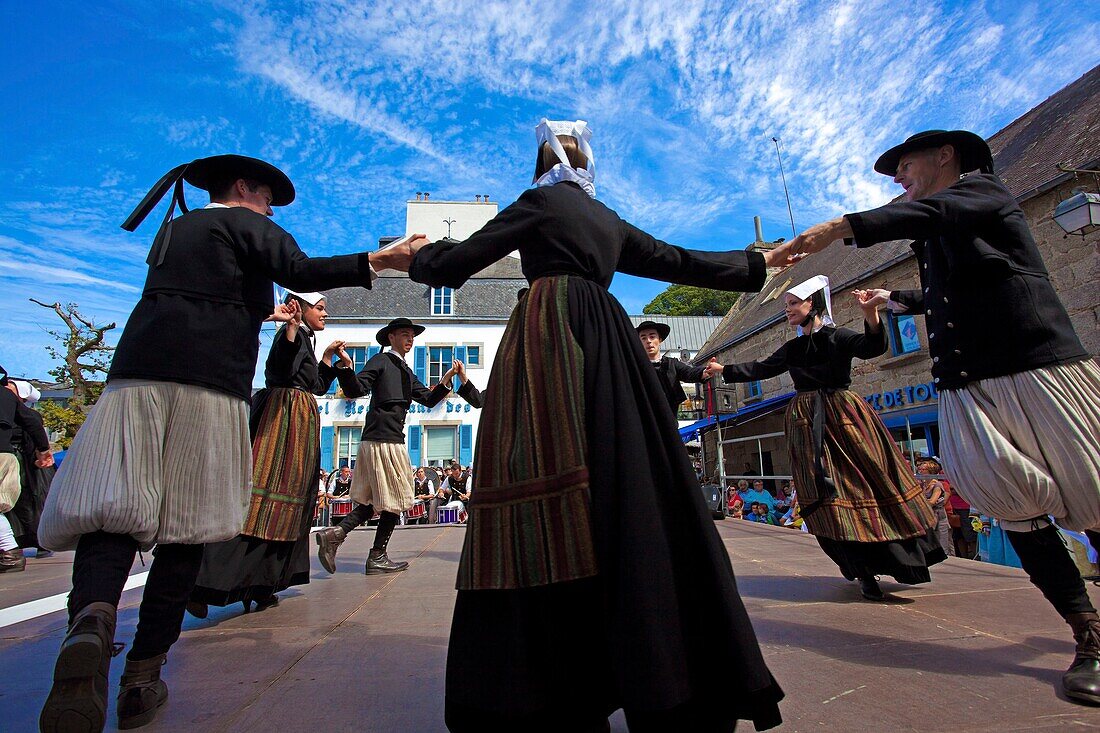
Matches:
[40,602,120,733]
[365,550,409,574]
[185,601,208,619]
[1065,613,1100,705]
[859,577,885,601]
[252,595,279,612]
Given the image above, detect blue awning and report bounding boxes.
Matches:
[878,404,939,430]
[679,391,796,442]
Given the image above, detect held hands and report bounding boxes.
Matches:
[452,359,467,383]
[852,288,891,312]
[703,357,724,381]
[788,217,854,257]
[35,449,54,468]
[265,300,301,324]
[322,340,353,368]
[370,233,431,273]
[761,240,804,268]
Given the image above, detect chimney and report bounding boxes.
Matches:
[483,193,490,202]
[424,192,430,201]
[475,195,481,202]
[415,191,422,201]
[753,216,764,243]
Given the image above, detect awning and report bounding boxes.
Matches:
[678,392,795,442]
[878,404,939,430]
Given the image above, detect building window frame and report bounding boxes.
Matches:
[336,426,362,469]
[465,344,483,369]
[427,345,454,386]
[746,380,763,399]
[885,312,922,356]
[431,287,454,316]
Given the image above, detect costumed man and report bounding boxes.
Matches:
[36,155,420,732]
[314,319,480,574]
[1,366,53,573]
[705,276,945,600]
[635,320,709,414]
[789,129,1100,704]
[5,378,56,559]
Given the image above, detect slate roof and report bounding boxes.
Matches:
[324,255,526,321]
[695,64,1100,362]
[627,315,724,352]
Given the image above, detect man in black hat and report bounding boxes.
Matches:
[636,320,709,415]
[0,365,52,574]
[315,318,478,574]
[37,155,424,732]
[789,130,1100,705]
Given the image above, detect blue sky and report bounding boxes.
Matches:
[2,0,1097,381]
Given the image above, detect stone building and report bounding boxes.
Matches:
[688,64,1100,487]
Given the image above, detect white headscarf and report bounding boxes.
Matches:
[785,275,834,336]
[11,380,41,405]
[533,119,596,198]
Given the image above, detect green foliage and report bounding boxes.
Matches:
[37,400,86,449]
[643,285,740,317]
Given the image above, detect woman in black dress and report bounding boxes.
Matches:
[705,276,944,600]
[188,292,354,615]
[409,119,790,732]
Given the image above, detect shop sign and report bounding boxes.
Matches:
[317,398,472,417]
[864,381,939,411]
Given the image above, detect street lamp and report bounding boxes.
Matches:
[1053,164,1100,236]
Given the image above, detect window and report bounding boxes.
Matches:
[337,427,362,468]
[746,381,763,399]
[425,426,457,464]
[428,346,454,385]
[886,312,921,356]
[722,394,732,409]
[329,346,378,394]
[465,345,481,367]
[431,287,454,315]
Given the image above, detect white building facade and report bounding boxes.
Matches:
[313,195,526,471]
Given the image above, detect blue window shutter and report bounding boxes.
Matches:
[459,424,473,465]
[408,425,422,467]
[414,345,427,384]
[320,426,334,471]
[367,345,380,360]
[453,346,467,391]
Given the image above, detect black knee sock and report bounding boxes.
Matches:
[372,511,399,553]
[129,543,205,661]
[338,503,374,533]
[1007,524,1095,618]
[68,531,139,623]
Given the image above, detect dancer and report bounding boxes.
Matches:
[789,129,1100,704]
[314,320,479,574]
[36,154,418,732]
[187,292,356,618]
[1,366,52,574]
[4,379,56,559]
[409,119,791,732]
[636,320,709,414]
[704,276,945,600]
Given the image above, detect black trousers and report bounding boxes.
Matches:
[69,531,204,661]
[338,504,398,551]
[1006,524,1097,618]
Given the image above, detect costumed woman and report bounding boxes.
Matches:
[4,379,56,560]
[705,275,945,600]
[409,119,791,732]
[188,291,356,616]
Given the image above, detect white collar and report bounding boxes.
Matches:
[204,202,231,209]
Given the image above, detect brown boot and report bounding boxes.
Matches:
[1065,613,1100,705]
[117,654,168,729]
[40,601,120,733]
[0,546,25,572]
[315,526,346,574]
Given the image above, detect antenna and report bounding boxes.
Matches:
[772,137,797,238]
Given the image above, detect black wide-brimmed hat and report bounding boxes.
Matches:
[377,318,426,346]
[635,320,671,341]
[874,130,994,176]
[184,154,295,206]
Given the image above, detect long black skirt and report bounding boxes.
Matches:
[5,453,54,548]
[190,388,318,607]
[446,278,783,732]
[817,528,946,585]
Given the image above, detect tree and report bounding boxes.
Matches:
[642,285,740,317]
[30,299,116,446]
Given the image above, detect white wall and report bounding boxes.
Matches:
[406,199,497,241]
[315,321,507,470]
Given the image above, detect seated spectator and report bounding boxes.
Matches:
[745,502,777,525]
[727,488,744,518]
[742,479,777,513]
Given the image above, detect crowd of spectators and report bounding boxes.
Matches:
[316,460,473,527]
